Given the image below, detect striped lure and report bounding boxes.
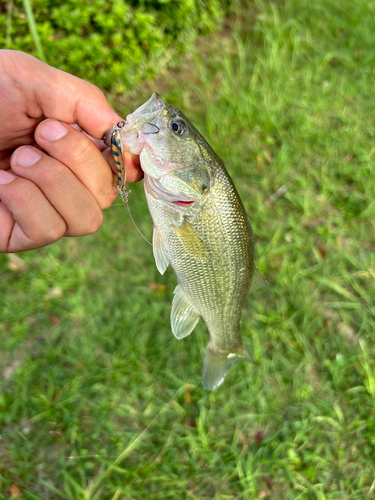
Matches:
[109,121,131,203]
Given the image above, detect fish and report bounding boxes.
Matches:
[104,93,267,391]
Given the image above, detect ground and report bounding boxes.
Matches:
[1,0,375,498]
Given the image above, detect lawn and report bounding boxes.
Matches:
[1,0,375,498]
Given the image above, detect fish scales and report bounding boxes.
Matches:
[105,93,267,390]
[147,154,252,342]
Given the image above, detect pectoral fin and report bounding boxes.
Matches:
[153,226,169,275]
[202,342,253,391]
[250,266,269,293]
[172,220,208,259]
[171,285,200,339]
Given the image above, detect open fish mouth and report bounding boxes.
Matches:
[172,200,196,207]
[103,93,165,151]
[127,93,164,126]
[145,175,198,208]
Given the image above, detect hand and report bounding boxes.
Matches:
[0,50,142,253]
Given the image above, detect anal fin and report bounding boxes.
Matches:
[171,285,200,339]
[202,342,253,391]
[153,226,169,275]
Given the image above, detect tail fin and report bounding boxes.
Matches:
[202,342,253,391]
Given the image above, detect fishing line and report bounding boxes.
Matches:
[108,200,153,246]
[125,200,153,247]
[107,120,154,249]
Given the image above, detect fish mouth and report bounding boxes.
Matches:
[172,200,196,207]
[103,93,165,151]
[141,149,198,208]
[144,175,198,209]
[129,93,164,123]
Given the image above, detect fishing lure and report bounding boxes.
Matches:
[107,120,131,204]
[103,120,153,246]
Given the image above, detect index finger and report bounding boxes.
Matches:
[3,50,120,138]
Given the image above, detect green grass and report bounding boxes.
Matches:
[1,0,375,498]
[22,0,46,62]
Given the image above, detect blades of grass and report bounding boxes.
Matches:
[6,0,13,49]
[87,384,191,499]
[39,480,67,499]
[111,490,123,500]
[22,0,46,63]
[313,276,357,301]
[24,492,48,500]
[359,339,375,398]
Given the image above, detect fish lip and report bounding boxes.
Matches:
[130,93,164,118]
[103,130,112,148]
[144,175,198,207]
[171,200,196,207]
[102,93,165,149]
[103,121,127,148]
[125,93,165,131]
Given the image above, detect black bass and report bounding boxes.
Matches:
[106,93,267,390]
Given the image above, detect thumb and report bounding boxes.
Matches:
[3,50,122,138]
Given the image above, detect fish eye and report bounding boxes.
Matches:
[170,119,187,136]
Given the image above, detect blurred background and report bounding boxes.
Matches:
[1,0,375,498]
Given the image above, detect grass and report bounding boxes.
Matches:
[1,0,375,498]
[22,0,46,62]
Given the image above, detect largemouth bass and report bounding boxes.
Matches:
[105,93,267,390]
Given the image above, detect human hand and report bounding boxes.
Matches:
[0,50,142,253]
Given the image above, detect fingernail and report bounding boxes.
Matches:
[13,147,41,167]
[0,170,17,185]
[39,120,68,141]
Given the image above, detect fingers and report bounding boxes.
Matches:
[1,51,143,180]
[70,124,143,181]
[2,51,122,139]
[0,51,144,253]
[11,145,104,238]
[0,117,143,252]
[33,119,118,209]
[0,170,67,252]
[0,118,123,252]
[102,147,144,183]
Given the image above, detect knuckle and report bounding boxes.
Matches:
[87,82,106,101]
[100,183,118,209]
[13,177,40,205]
[39,160,66,188]
[12,180,66,244]
[83,207,103,235]
[72,137,97,166]
[43,219,67,243]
